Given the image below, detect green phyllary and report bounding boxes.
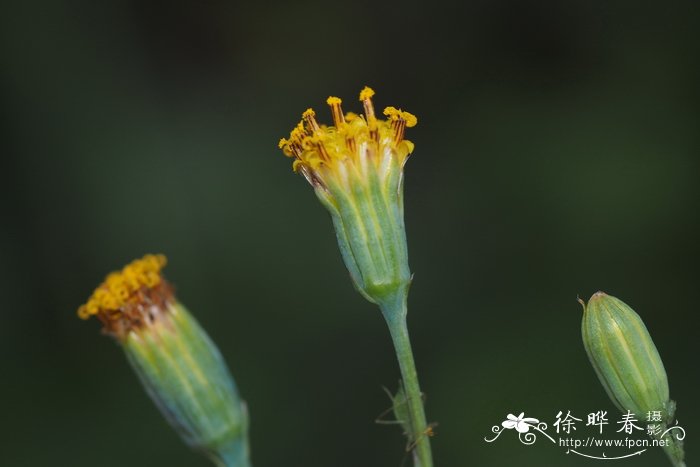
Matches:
[581,291,685,467]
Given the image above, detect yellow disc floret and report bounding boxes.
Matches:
[78,254,168,320]
[358,86,375,101]
[383,106,418,128]
[278,87,418,190]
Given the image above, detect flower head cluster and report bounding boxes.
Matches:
[77,254,171,338]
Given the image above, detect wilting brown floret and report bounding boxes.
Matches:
[77,254,175,339]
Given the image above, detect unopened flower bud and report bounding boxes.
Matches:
[581,291,685,466]
[581,291,670,420]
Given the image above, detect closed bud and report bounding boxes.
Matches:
[581,291,685,466]
[581,291,670,420]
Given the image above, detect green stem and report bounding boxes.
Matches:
[381,293,434,467]
[659,427,685,467]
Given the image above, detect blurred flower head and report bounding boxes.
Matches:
[78,255,250,465]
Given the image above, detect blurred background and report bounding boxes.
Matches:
[1,0,698,465]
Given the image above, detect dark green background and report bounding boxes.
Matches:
[1,1,698,465]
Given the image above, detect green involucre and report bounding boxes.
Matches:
[315,154,411,308]
[581,292,670,419]
[581,292,686,467]
[124,303,250,467]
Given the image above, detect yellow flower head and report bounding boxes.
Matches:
[278,87,417,191]
[278,88,417,305]
[78,254,172,338]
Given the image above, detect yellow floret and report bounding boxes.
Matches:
[278,87,418,188]
[383,107,418,127]
[77,254,167,320]
[359,86,375,101]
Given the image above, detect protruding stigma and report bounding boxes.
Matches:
[326,96,345,126]
[384,106,418,127]
[359,86,375,102]
[301,108,329,161]
[360,86,377,121]
[384,106,418,143]
[302,108,320,133]
[281,121,308,158]
[359,86,378,139]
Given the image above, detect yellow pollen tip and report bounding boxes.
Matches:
[402,111,418,127]
[302,108,316,118]
[326,96,342,106]
[359,86,375,101]
[278,138,288,149]
[383,106,399,119]
[383,107,418,127]
[78,254,168,320]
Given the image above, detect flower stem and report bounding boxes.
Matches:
[381,293,434,467]
[659,428,685,467]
